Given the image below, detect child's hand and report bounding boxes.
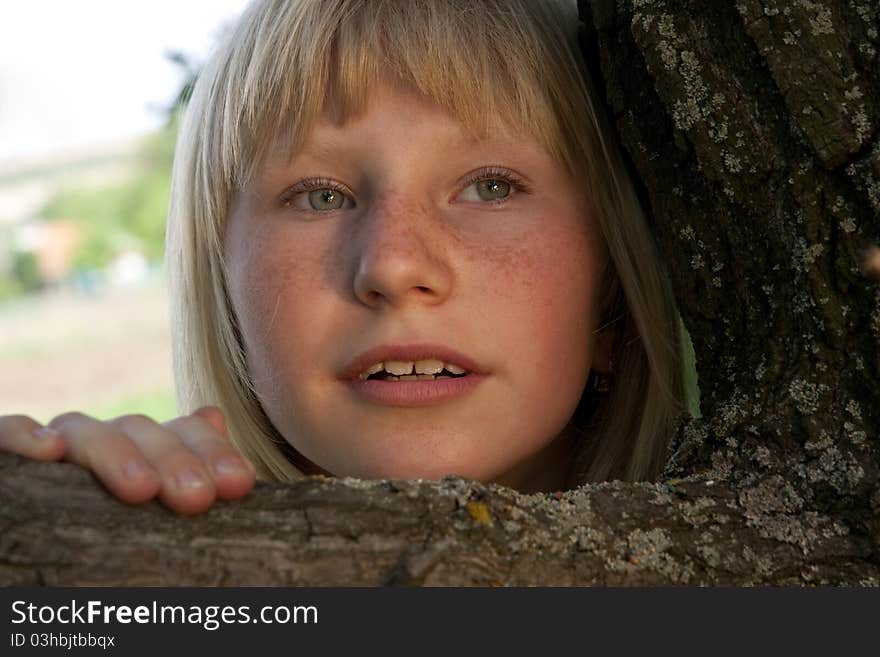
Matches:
[0,406,255,515]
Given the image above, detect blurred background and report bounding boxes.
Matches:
[0,0,250,423]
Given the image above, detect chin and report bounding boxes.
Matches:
[343,455,494,483]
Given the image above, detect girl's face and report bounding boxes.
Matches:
[225,82,609,492]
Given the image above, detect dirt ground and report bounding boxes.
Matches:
[0,278,175,423]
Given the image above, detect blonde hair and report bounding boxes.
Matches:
[166,0,686,485]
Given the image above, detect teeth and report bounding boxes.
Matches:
[415,359,445,375]
[384,360,414,376]
[358,358,471,379]
[358,362,384,380]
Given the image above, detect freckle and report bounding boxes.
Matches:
[482,241,538,299]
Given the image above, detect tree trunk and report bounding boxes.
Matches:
[2,0,878,586]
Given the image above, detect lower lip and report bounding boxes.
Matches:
[344,374,487,406]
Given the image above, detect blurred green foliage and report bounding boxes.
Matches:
[0,250,43,300]
[39,114,179,270]
[12,251,42,293]
[34,49,199,275]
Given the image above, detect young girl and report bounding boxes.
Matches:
[0,0,686,515]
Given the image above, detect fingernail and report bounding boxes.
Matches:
[32,426,60,440]
[213,456,250,477]
[176,469,208,490]
[123,459,152,480]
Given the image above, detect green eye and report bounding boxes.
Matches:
[308,188,346,210]
[475,179,510,201]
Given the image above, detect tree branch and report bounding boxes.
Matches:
[2,455,877,585]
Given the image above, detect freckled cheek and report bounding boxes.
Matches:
[495,226,598,371]
[225,231,324,382]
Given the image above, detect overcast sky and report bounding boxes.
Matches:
[0,0,251,165]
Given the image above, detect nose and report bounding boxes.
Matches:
[352,195,453,309]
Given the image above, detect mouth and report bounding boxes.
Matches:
[340,343,488,406]
[340,342,486,382]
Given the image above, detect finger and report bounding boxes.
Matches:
[0,415,67,461]
[48,412,161,504]
[111,413,217,515]
[164,412,255,500]
[192,406,227,437]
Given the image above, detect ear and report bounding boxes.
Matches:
[591,327,616,375]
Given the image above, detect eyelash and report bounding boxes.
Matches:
[458,166,531,204]
[278,166,530,210]
[279,177,351,208]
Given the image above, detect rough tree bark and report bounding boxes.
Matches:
[1,0,878,585]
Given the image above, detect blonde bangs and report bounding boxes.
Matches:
[205,0,591,193]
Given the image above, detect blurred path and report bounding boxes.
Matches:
[0,277,174,422]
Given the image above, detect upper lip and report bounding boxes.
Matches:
[340,343,487,380]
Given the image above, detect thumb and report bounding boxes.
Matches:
[192,405,228,438]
